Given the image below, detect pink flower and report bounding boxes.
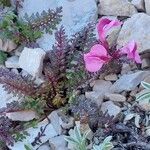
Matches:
[120,40,142,64]
[84,44,111,72]
[97,18,122,44]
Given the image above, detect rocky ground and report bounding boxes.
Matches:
[1,0,150,150]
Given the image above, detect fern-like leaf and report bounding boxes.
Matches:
[24,7,62,34]
[0,68,37,97]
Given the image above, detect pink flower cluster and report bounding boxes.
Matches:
[84,18,141,72]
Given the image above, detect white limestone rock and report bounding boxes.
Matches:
[111,71,150,93]
[85,91,103,106]
[145,0,150,15]
[117,13,150,53]
[104,93,126,102]
[48,111,62,135]
[19,0,97,51]
[101,101,121,117]
[6,110,38,121]
[5,56,19,68]
[93,80,112,92]
[98,0,137,17]
[38,143,51,150]
[9,117,58,150]
[49,135,67,150]
[131,0,145,11]
[19,47,46,77]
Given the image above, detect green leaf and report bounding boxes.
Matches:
[136,92,150,101]
[24,144,33,150]
[0,51,7,64]
[141,81,150,90]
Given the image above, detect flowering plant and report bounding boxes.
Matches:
[84,18,141,72]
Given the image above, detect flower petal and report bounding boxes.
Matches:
[84,54,104,72]
[97,18,111,42]
[120,40,142,64]
[90,44,108,57]
[97,18,122,43]
[104,20,122,33]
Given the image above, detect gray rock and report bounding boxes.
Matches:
[93,80,112,92]
[131,0,145,11]
[104,93,126,102]
[9,117,58,150]
[104,74,118,81]
[19,0,97,51]
[6,110,38,121]
[121,63,131,75]
[98,0,137,17]
[101,101,121,117]
[117,13,150,53]
[5,56,19,68]
[60,116,74,130]
[145,0,150,15]
[38,143,51,150]
[19,47,46,77]
[49,135,67,150]
[85,91,103,106]
[141,58,150,69]
[111,71,150,93]
[48,111,62,135]
[0,39,17,52]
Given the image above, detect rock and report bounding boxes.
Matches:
[93,80,113,101]
[142,76,150,85]
[5,56,19,68]
[38,143,51,150]
[9,117,58,150]
[49,135,67,150]
[60,116,74,130]
[19,47,46,77]
[93,80,112,93]
[11,68,19,74]
[104,93,126,102]
[85,91,103,106]
[0,39,17,52]
[6,110,38,121]
[121,63,131,75]
[130,87,139,96]
[48,111,62,135]
[19,0,97,51]
[131,0,145,11]
[98,0,137,17]
[104,74,118,81]
[142,58,150,69]
[117,13,150,54]
[111,71,150,93]
[101,101,121,117]
[145,0,150,15]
